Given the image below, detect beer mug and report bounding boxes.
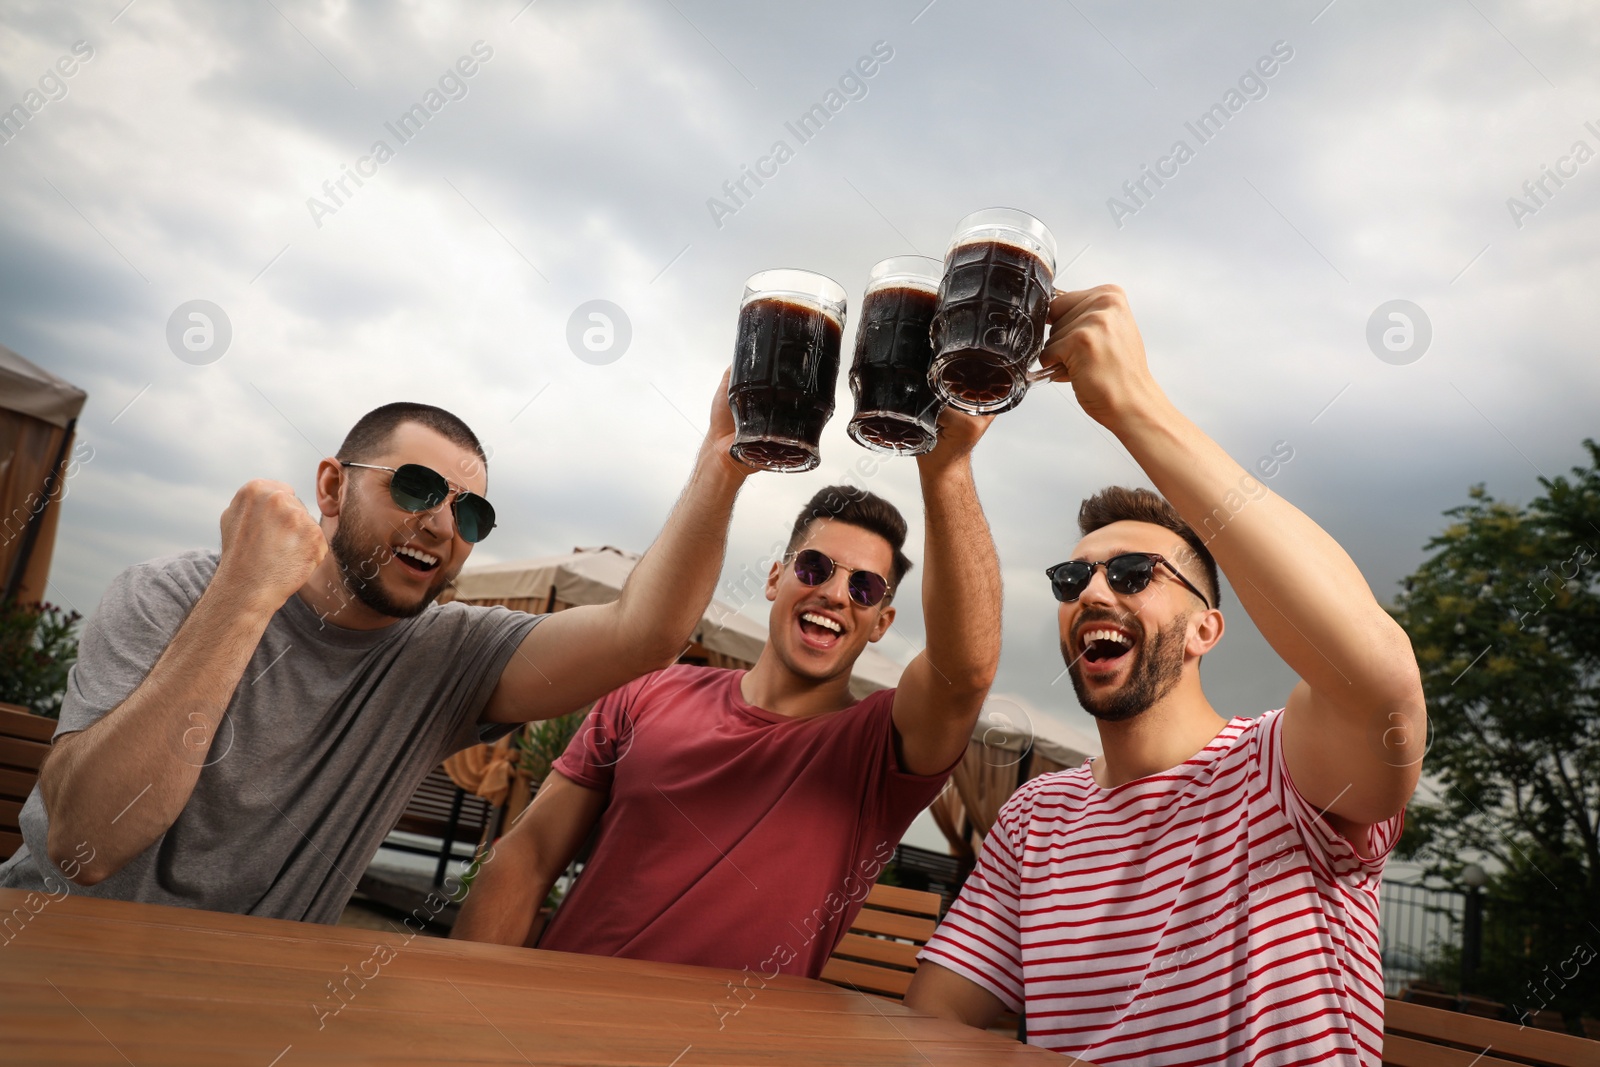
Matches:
[928,208,1057,415]
[847,255,944,456]
[727,269,847,472]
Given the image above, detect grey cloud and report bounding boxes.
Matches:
[5,0,1597,736]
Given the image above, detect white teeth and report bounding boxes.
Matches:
[801,612,842,634]
[1082,629,1131,647]
[396,546,439,566]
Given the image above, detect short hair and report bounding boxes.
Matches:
[1078,486,1221,609]
[786,485,913,595]
[335,403,487,480]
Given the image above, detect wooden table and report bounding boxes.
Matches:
[0,889,1062,1066]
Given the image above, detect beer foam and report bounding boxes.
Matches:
[949,230,1054,273]
[739,291,845,326]
[865,275,940,296]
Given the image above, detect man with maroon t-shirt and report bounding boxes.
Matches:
[905,286,1425,1067]
[453,409,1002,982]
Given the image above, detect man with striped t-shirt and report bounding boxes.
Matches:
[906,285,1425,1066]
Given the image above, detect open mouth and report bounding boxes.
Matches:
[392,544,441,577]
[1079,626,1136,671]
[797,609,845,650]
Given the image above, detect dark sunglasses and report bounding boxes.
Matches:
[1045,552,1210,609]
[790,548,892,608]
[340,462,497,544]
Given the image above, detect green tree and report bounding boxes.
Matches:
[1393,439,1600,1029]
[0,599,82,719]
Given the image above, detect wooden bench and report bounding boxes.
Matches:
[0,702,53,860]
[1384,997,1599,1066]
[820,884,941,999]
[821,883,1025,1042]
[373,766,496,887]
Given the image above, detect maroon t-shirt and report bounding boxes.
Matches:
[538,664,953,979]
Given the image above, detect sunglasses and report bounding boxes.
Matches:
[1045,552,1211,610]
[790,548,892,608]
[340,462,497,544]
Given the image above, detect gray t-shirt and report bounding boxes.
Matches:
[0,549,543,924]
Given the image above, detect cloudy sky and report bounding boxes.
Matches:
[4,0,1598,765]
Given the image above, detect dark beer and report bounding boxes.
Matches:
[728,272,846,472]
[929,209,1057,415]
[848,260,942,455]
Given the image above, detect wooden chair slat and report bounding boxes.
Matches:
[0,705,57,742]
[1384,999,1600,1067]
[830,932,920,971]
[387,768,494,844]
[1381,1033,1523,1067]
[861,883,942,917]
[0,767,35,801]
[848,907,937,943]
[0,707,52,863]
[0,735,49,772]
[820,885,943,1002]
[820,957,913,998]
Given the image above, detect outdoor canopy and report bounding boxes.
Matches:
[0,344,87,605]
[929,694,1101,863]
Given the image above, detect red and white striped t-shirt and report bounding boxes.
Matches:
[919,709,1400,1067]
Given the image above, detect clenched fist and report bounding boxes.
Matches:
[217,480,328,610]
[1037,285,1164,431]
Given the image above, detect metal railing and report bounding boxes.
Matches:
[1379,880,1466,996]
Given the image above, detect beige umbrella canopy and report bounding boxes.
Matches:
[444,545,905,701]
[0,344,88,605]
[930,693,1102,864]
[969,693,1100,769]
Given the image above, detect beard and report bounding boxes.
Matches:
[1064,610,1188,723]
[328,496,454,620]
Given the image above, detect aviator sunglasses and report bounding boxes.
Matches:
[1045,552,1210,610]
[340,462,497,544]
[790,548,892,608]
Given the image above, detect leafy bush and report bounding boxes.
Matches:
[0,599,82,718]
[515,709,588,787]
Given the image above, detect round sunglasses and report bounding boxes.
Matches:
[341,462,497,544]
[1045,552,1210,609]
[790,548,892,608]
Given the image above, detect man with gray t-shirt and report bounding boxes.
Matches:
[0,376,755,924]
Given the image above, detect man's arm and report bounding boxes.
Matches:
[1042,286,1426,826]
[41,481,328,885]
[451,770,605,947]
[482,372,753,723]
[905,960,1007,1029]
[890,409,1003,776]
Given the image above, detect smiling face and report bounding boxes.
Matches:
[1058,520,1218,722]
[765,518,897,684]
[329,422,487,620]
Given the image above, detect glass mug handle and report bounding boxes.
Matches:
[1023,286,1068,384]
